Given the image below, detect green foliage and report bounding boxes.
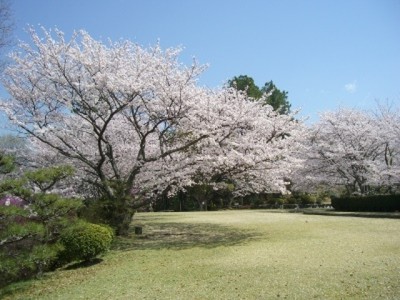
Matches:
[0,242,63,286]
[228,75,263,99]
[0,165,76,199]
[242,193,266,207]
[261,81,291,114]
[59,221,114,262]
[24,165,74,192]
[83,180,135,236]
[291,193,316,205]
[228,76,291,114]
[80,196,134,236]
[0,203,62,288]
[0,153,15,174]
[0,204,29,218]
[0,177,30,198]
[0,219,44,242]
[32,193,82,222]
[256,193,317,208]
[332,194,400,212]
[0,164,84,287]
[276,197,288,205]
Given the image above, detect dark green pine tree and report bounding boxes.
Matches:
[262,81,291,115]
[228,75,263,100]
[0,163,82,287]
[228,76,291,115]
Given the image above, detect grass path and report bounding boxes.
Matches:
[2,210,400,299]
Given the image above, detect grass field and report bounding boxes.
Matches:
[2,210,400,299]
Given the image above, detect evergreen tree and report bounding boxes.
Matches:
[228,76,291,114]
[228,75,263,99]
[0,165,82,287]
[262,81,291,114]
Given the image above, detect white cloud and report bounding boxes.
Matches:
[344,81,357,93]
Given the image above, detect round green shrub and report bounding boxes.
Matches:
[59,221,114,262]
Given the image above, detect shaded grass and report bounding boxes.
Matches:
[64,258,104,270]
[2,210,400,299]
[113,221,260,251]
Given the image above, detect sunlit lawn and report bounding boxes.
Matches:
[2,210,400,299]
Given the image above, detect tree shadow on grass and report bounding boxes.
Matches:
[112,222,260,251]
[64,258,104,270]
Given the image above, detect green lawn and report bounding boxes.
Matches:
[2,210,400,299]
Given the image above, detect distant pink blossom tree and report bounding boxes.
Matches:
[293,108,400,195]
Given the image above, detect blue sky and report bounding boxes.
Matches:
[4,0,400,124]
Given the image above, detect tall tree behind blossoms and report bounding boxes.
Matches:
[0,28,305,234]
[228,75,291,114]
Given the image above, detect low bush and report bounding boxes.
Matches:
[59,221,114,263]
[332,194,400,212]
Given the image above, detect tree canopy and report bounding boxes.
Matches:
[0,28,304,233]
[291,107,400,195]
[261,81,291,115]
[228,75,291,114]
[228,75,262,100]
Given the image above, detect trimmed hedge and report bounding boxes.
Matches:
[59,221,114,262]
[332,194,400,212]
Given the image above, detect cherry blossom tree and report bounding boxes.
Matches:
[1,28,304,234]
[140,88,306,209]
[374,104,400,191]
[293,108,399,195]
